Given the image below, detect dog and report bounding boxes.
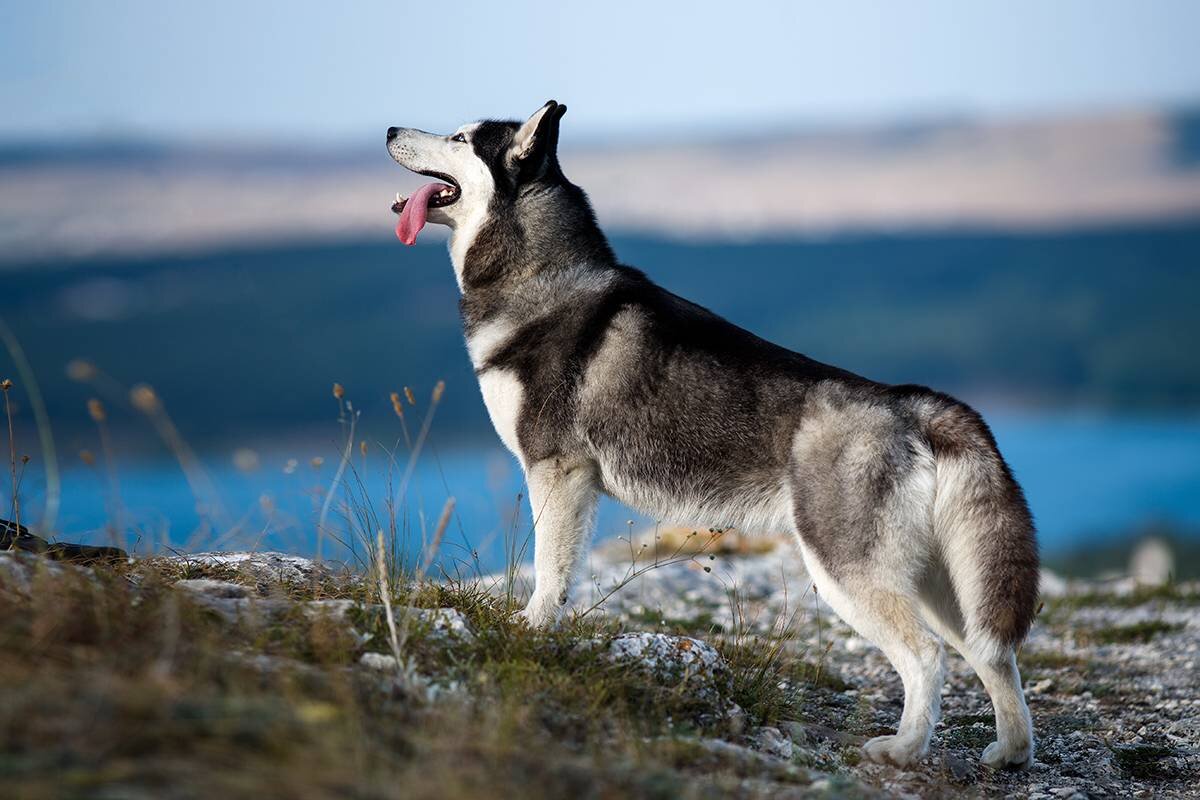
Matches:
[386,101,1038,770]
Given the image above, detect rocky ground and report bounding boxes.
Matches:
[574,532,1200,798]
[1,534,1197,799]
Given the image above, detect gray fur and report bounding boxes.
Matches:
[386,101,1040,770]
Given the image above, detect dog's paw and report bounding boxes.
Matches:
[980,739,1033,770]
[863,734,927,768]
[516,594,561,629]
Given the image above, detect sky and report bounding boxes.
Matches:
[2,0,1199,143]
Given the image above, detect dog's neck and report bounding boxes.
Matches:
[455,182,617,326]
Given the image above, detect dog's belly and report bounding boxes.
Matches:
[594,455,793,534]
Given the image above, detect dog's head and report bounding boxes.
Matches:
[386,100,568,245]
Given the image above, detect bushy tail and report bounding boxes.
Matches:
[925,402,1039,659]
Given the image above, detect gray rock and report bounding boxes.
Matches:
[696,737,783,766]
[412,607,474,643]
[174,578,250,599]
[170,577,473,647]
[173,551,334,584]
[602,632,730,700]
[941,751,975,782]
[753,726,795,760]
[780,720,808,747]
[0,550,75,592]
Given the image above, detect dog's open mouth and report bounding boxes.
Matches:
[391,171,460,245]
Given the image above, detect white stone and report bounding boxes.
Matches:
[1130,537,1175,586]
[174,578,249,598]
[359,652,400,671]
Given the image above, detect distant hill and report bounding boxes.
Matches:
[1,108,1199,264]
[1,224,1198,457]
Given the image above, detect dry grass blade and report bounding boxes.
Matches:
[391,381,445,514]
[376,527,404,673]
[576,529,724,620]
[129,382,228,532]
[319,399,358,561]
[2,377,19,537]
[0,318,60,532]
[88,397,125,547]
[422,497,455,575]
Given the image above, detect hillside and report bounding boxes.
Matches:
[2,537,1197,798]
[2,108,1199,264]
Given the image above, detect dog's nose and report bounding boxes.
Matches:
[386,127,400,141]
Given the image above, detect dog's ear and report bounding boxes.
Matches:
[510,100,567,169]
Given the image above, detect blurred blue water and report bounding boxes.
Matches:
[16,413,1200,570]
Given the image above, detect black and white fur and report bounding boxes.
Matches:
[386,102,1039,770]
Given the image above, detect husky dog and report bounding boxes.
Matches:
[386,102,1039,770]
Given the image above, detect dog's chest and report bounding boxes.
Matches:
[467,321,525,462]
[477,370,525,462]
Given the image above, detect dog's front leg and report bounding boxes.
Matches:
[518,457,599,627]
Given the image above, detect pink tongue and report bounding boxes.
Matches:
[395,182,451,245]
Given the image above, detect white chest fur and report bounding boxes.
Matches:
[448,206,488,292]
[467,320,525,464]
[478,369,525,464]
[461,269,614,468]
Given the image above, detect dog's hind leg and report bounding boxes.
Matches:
[790,396,947,766]
[917,565,1034,769]
[518,457,600,627]
[798,545,946,767]
[965,648,1033,769]
[919,404,1039,769]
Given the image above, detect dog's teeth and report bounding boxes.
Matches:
[395,192,404,203]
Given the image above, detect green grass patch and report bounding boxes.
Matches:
[1019,649,1087,671]
[1077,620,1185,645]
[1048,583,1200,611]
[940,714,996,749]
[1111,743,1176,780]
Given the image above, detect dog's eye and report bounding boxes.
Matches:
[451,133,467,143]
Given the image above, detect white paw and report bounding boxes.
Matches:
[981,739,1033,770]
[863,734,927,768]
[516,594,562,628]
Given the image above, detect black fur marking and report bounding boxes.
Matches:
[469,120,521,193]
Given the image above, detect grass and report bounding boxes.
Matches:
[625,606,725,636]
[939,715,995,750]
[1045,582,1200,611]
[1075,620,1185,645]
[0,550,832,799]
[1110,743,1178,780]
[1018,649,1088,671]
